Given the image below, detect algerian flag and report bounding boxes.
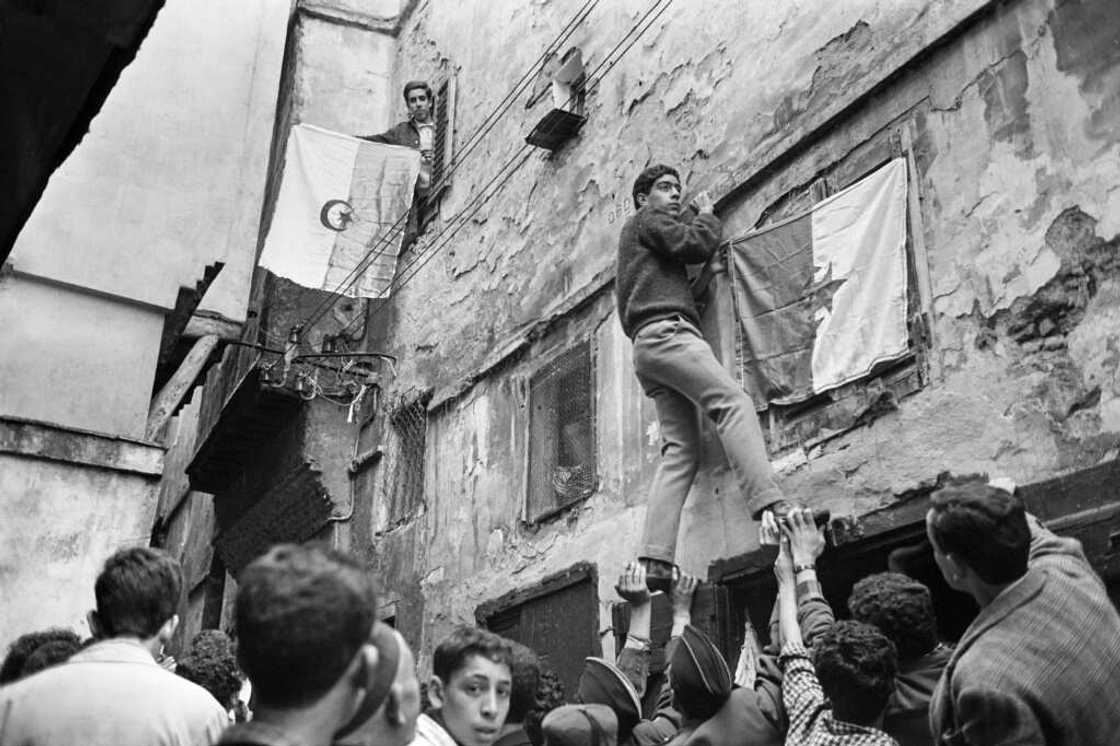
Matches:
[260,123,421,298]
[729,157,909,408]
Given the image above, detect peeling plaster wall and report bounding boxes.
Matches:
[153,396,222,650]
[291,15,398,136]
[1,0,289,438]
[703,0,1120,537]
[0,426,163,652]
[342,0,1120,654]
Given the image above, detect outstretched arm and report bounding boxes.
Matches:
[615,562,653,698]
[775,537,826,742]
[670,574,700,638]
[784,508,835,647]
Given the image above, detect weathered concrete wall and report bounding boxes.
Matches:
[0,0,288,652]
[0,419,163,651]
[8,0,288,323]
[293,13,398,136]
[708,0,1120,527]
[1,0,289,439]
[343,0,1120,658]
[153,396,222,651]
[0,278,164,438]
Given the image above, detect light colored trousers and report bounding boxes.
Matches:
[633,316,782,563]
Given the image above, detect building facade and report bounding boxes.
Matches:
[170,0,1120,678]
[0,0,287,648]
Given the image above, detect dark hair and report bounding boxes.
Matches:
[524,667,566,746]
[631,164,679,209]
[95,547,182,639]
[0,628,82,683]
[928,482,1030,584]
[235,544,377,708]
[848,572,938,660]
[432,626,513,684]
[21,639,81,678]
[177,629,243,708]
[812,620,897,726]
[403,80,434,103]
[507,641,543,723]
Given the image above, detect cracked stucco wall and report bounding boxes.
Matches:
[344,0,1120,658]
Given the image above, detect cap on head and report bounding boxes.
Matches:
[668,625,732,719]
[542,704,618,746]
[576,658,642,733]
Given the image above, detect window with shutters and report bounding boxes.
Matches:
[417,73,457,233]
[477,563,600,697]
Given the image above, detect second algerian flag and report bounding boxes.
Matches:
[729,157,910,408]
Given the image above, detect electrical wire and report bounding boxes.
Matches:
[296,0,602,334]
[260,0,672,410]
[345,0,674,334]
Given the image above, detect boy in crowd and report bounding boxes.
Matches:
[414,626,514,746]
[176,630,244,722]
[0,628,81,684]
[221,544,420,746]
[0,547,228,746]
[766,508,949,746]
[847,573,950,746]
[494,641,543,746]
[617,164,808,589]
[776,511,899,745]
[926,481,1120,744]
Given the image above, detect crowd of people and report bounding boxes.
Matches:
[4,169,1120,746]
[2,479,1119,746]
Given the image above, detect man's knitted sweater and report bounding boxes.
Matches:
[615,205,721,339]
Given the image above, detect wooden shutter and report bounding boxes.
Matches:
[431,75,456,199]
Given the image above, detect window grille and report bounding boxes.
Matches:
[374,397,428,533]
[527,342,597,522]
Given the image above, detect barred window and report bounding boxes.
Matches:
[527,342,597,523]
[374,397,428,533]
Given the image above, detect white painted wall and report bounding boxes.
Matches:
[9,0,289,323]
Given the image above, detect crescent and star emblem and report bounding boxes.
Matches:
[320,199,355,231]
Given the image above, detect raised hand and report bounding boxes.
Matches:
[783,508,826,567]
[759,509,781,546]
[691,190,715,214]
[773,535,795,588]
[671,573,700,619]
[616,560,651,606]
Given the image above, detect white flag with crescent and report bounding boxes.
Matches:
[260,123,421,298]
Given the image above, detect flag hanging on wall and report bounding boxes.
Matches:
[729,157,910,409]
[259,124,421,298]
